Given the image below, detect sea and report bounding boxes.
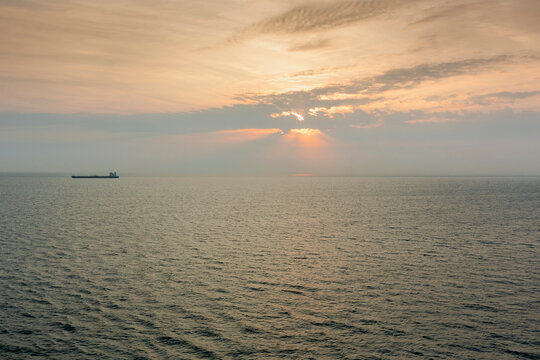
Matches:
[1,175,539,359]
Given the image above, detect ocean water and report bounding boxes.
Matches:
[1,175,539,359]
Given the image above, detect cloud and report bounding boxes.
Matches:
[237,55,516,109]
[363,55,511,93]
[271,111,304,121]
[308,105,355,118]
[2,1,537,115]
[239,0,402,37]
[412,1,480,25]
[288,38,332,52]
[407,0,540,59]
[229,54,540,128]
[470,91,540,105]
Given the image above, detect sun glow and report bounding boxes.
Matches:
[286,128,326,148]
[289,128,322,136]
[216,128,284,141]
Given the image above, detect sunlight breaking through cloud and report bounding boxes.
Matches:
[286,128,327,148]
[308,105,355,118]
[270,111,304,121]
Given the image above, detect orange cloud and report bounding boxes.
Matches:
[308,105,355,118]
[271,111,304,121]
[318,93,366,101]
[216,128,284,141]
[405,117,456,124]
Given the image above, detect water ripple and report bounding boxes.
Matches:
[1,176,539,358]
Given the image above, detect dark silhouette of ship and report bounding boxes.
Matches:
[72,171,119,179]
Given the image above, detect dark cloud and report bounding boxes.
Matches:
[288,38,331,52]
[368,55,510,92]
[470,91,540,105]
[236,55,513,108]
[477,91,540,100]
[412,1,482,25]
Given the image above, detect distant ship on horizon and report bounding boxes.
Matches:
[72,171,119,179]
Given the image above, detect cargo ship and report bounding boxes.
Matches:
[72,171,119,179]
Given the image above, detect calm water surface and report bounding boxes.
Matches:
[1,176,539,359]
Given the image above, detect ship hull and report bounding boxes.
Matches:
[71,176,119,179]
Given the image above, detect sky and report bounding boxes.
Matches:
[1,0,539,175]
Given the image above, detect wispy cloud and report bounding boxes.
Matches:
[412,1,481,25]
[356,55,512,94]
[1,0,537,115]
[470,91,540,105]
[238,0,403,37]
[308,105,355,118]
[288,38,332,52]
[237,55,516,109]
